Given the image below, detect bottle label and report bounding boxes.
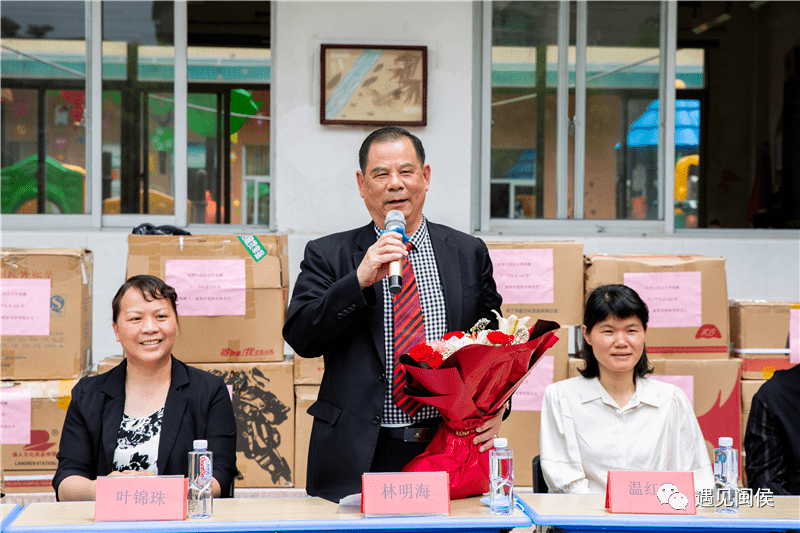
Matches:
[198,455,212,485]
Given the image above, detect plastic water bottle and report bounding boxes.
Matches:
[713,437,738,514]
[489,437,514,515]
[188,439,213,519]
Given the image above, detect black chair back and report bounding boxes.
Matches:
[532,455,548,493]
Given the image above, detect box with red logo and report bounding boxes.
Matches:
[126,235,288,364]
[569,357,741,463]
[486,242,584,326]
[0,379,79,493]
[190,361,294,488]
[2,248,93,380]
[729,300,798,379]
[584,254,729,359]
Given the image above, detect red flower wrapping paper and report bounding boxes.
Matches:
[399,319,561,499]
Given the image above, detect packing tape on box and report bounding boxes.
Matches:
[228,340,241,363]
[149,255,160,277]
[58,380,73,410]
[246,292,256,319]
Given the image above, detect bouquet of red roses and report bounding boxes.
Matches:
[398,312,560,499]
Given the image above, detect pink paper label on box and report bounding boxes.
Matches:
[0,388,32,444]
[362,471,449,515]
[510,355,554,411]
[95,476,187,521]
[648,375,694,406]
[1,279,51,336]
[488,249,554,304]
[605,470,696,515]
[623,272,702,328]
[790,308,799,365]
[165,259,246,317]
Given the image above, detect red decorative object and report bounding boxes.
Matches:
[399,319,560,499]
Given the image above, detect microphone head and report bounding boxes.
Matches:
[384,210,406,231]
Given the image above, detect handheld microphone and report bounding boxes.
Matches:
[385,210,405,295]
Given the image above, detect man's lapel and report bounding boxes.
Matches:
[428,222,462,331]
[353,223,387,369]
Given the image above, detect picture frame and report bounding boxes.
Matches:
[320,44,427,126]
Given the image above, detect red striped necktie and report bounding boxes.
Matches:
[392,244,425,416]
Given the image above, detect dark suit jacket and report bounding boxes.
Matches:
[53,357,237,499]
[283,220,502,502]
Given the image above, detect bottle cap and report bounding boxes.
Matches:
[193,439,208,450]
[493,437,508,448]
[718,437,733,447]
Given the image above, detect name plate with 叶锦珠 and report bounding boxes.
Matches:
[94,475,187,522]
[361,471,450,516]
[605,471,696,515]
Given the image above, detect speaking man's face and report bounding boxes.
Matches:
[356,137,430,235]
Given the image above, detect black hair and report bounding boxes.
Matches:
[112,274,178,324]
[579,283,653,380]
[358,126,425,172]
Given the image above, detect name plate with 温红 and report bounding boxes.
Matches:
[94,475,187,521]
[361,471,450,516]
[605,470,696,515]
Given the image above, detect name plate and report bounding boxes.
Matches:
[605,471,695,515]
[95,476,187,522]
[361,471,450,516]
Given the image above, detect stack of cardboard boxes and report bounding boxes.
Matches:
[729,300,799,484]
[1,248,93,493]
[293,355,324,489]
[485,242,584,486]
[122,234,295,489]
[582,254,742,472]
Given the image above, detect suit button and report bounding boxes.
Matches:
[337,312,342,319]
[349,304,356,311]
[373,416,381,425]
[379,373,385,382]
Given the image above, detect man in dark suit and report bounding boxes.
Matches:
[283,127,504,502]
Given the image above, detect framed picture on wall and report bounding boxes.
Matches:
[320,44,427,126]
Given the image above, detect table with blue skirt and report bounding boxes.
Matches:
[517,493,800,533]
[2,496,531,533]
[2,503,23,531]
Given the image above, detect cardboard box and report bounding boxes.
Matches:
[97,355,123,374]
[569,357,741,462]
[293,355,325,385]
[486,242,584,326]
[127,235,288,363]
[294,385,320,490]
[501,326,571,487]
[584,254,729,359]
[1,248,93,380]
[740,380,765,412]
[1,379,78,492]
[729,301,797,379]
[191,361,294,488]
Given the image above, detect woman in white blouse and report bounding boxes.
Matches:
[540,284,714,494]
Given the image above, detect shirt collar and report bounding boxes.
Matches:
[373,216,429,249]
[579,375,665,409]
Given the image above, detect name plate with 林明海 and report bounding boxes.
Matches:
[361,471,450,516]
[94,475,187,522]
[605,471,696,515]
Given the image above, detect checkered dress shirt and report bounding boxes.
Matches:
[375,217,446,425]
